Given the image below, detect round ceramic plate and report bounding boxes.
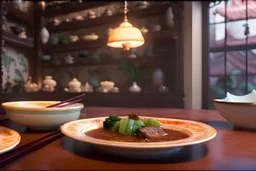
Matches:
[0,126,21,154]
[61,116,217,158]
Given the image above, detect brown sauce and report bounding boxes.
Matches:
[85,128,189,142]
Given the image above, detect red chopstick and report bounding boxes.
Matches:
[49,98,83,108]
[0,130,63,168]
[46,93,85,108]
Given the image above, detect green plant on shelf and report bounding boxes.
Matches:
[58,35,69,44]
[88,69,101,88]
[119,62,142,84]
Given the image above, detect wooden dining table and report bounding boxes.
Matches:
[1,106,256,170]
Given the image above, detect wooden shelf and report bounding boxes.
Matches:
[43,29,174,53]
[47,4,170,33]
[6,5,33,27]
[43,57,159,69]
[3,32,34,48]
[43,38,106,53]
[44,2,113,18]
[0,92,184,109]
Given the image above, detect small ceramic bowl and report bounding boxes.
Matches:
[133,1,149,10]
[69,35,79,42]
[151,25,161,32]
[63,18,72,23]
[53,19,61,26]
[74,15,84,21]
[83,33,98,41]
[2,101,84,131]
[48,19,61,26]
[41,55,52,61]
[100,81,115,91]
[18,31,27,39]
[213,90,256,129]
[88,10,96,19]
[10,26,24,35]
[140,27,148,34]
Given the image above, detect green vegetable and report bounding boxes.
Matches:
[111,121,120,132]
[131,125,139,134]
[132,120,145,134]
[134,120,145,127]
[119,118,145,135]
[104,115,158,136]
[103,115,121,130]
[118,118,129,134]
[125,119,135,135]
[144,118,161,127]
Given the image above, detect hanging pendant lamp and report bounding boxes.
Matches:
[107,1,145,51]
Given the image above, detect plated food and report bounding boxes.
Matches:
[61,114,217,158]
[0,126,21,154]
[86,114,189,143]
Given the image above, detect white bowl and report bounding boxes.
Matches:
[213,90,256,129]
[2,101,84,131]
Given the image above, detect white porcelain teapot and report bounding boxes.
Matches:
[24,76,39,92]
[42,76,57,92]
[64,78,81,93]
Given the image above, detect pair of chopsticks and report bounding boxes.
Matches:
[46,93,85,108]
[0,130,64,168]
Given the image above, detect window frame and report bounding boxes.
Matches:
[202,0,256,109]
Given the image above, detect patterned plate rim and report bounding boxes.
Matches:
[61,116,217,149]
[0,126,21,154]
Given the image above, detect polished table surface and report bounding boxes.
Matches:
[3,107,256,170]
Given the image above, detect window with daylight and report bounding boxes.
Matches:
[205,0,256,109]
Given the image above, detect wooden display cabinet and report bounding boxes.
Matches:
[0,1,184,110]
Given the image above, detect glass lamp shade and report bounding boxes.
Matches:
[107,20,145,50]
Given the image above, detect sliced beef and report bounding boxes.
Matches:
[138,126,168,138]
